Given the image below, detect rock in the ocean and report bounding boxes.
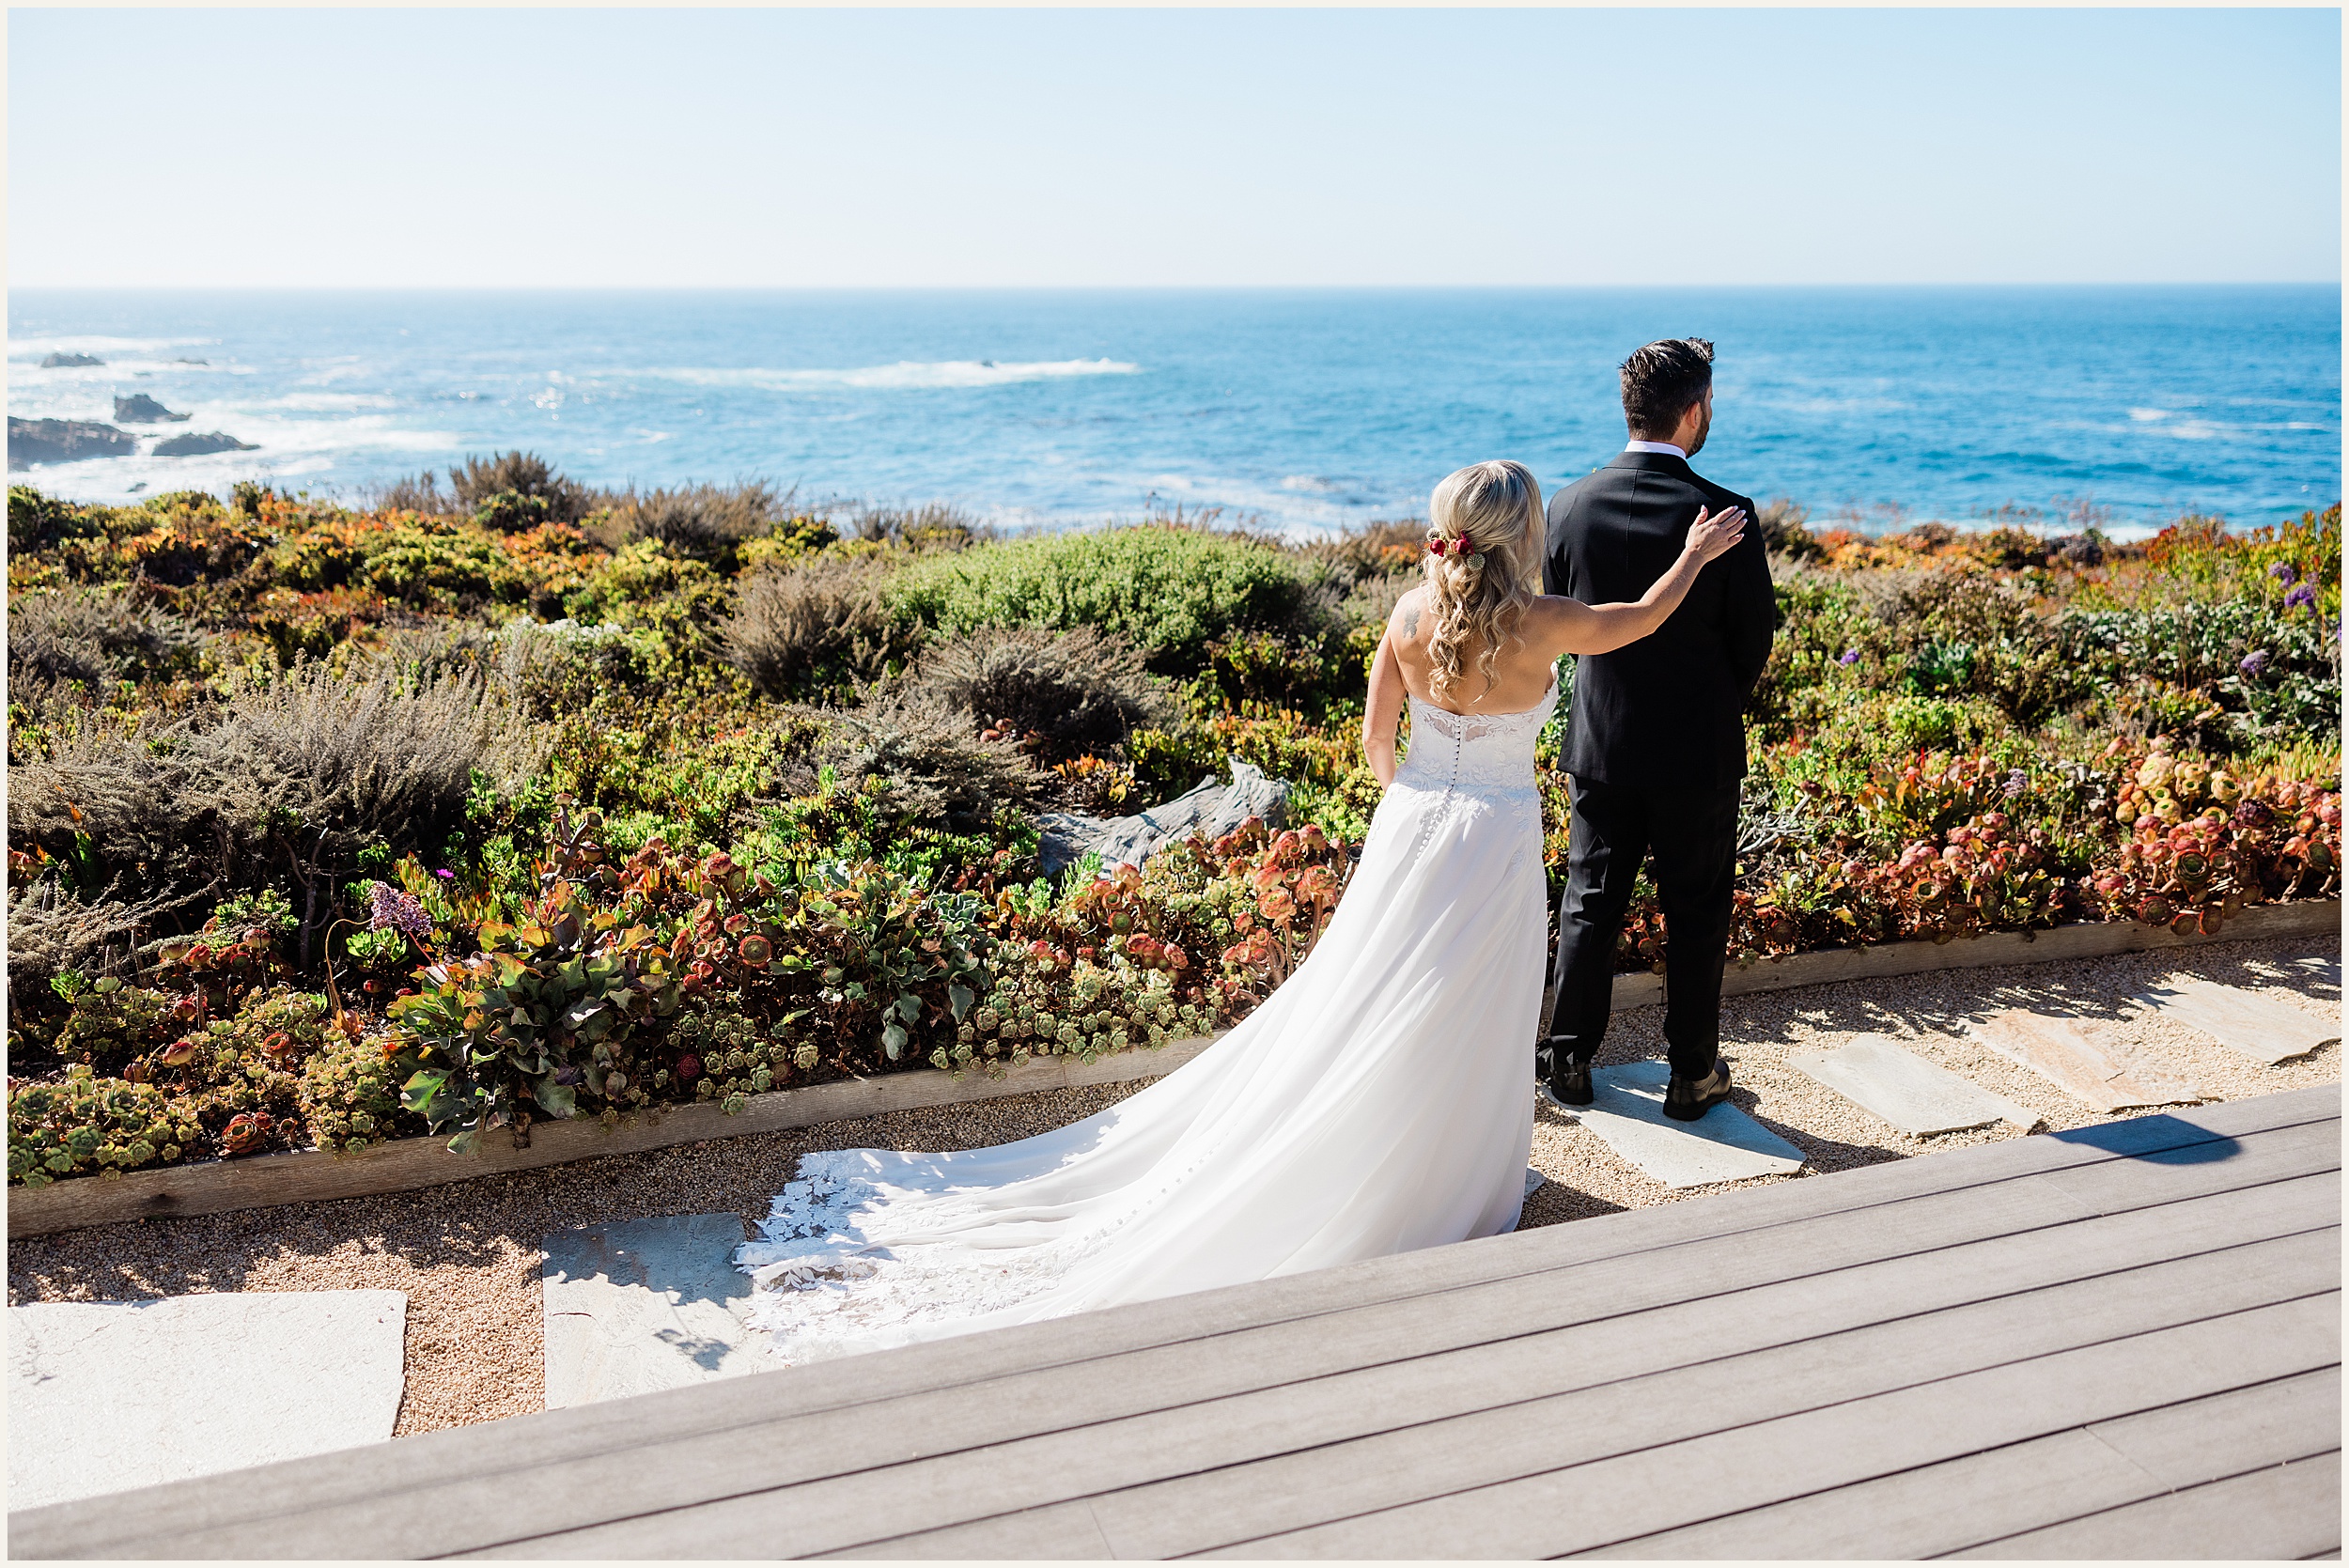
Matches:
[39,352,103,368]
[152,430,259,457]
[1038,760,1291,877]
[8,416,135,470]
[114,394,192,424]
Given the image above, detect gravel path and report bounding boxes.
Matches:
[10,933,2338,1436]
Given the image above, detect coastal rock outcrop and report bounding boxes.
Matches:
[114,394,192,424]
[39,352,103,368]
[8,417,135,470]
[152,430,259,457]
[1038,760,1291,877]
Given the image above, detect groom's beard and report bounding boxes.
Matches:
[1684,404,1712,458]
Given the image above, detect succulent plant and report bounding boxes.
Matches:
[8,1072,199,1186]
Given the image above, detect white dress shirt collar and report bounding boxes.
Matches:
[1624,440,1688,458]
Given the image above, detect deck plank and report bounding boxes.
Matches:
[1206,1291,2341,1559]
[1571,1368,2343,1559]
[808,1204,2341,1560]
[8,1085,2336,1562]
[1947,1451,2343,1560]
[460,1206,2339,1559]
[442,1143,2333,1559]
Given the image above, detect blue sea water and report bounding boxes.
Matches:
[7,287,2340,537]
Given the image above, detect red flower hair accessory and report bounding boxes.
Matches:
[1427,532,1474,559]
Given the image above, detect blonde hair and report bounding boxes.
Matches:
[1423,459,1543,701]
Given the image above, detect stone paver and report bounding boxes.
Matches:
[2132,976,2342,1065]
[1974,1009,2204,1111]
[1790,1035,2043,1136]
[542,1212,768,1408]
[8,1290,405,1512]
[1558,1061,1807,1189]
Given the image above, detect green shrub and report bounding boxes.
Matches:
[603,481,797,567]
[818,687,1040,832]
[1747,575,1882,745]
[552,542,739,691]
[846,502,992,552]
[7,589,205,695]
[722,553,915,701]
[2061,598,2341,753]
[8,660,513,970]
[358,518,523,607]
[8,486,105,556]
[1886,568,2082,727]
[888,526,1317,675]
[445,451,597,525]
[8,1069,200,1186]
[910,626,1171,762]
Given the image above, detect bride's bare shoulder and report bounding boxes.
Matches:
[1519,592,1577,629]
[1388,584,1435,644]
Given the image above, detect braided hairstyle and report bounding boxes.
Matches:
[1423,459,1543,702]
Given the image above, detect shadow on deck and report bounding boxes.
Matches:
[11,1085,2341,1560]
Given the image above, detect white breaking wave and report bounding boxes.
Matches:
[641,357,1140,392]
[8,412,464,505]
[8,334,219,361]
[229,393,400,413]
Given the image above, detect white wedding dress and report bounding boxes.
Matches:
[735,676,1558,1363]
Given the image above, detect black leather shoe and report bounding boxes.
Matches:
[1662,1058,1733,1122]
[1541,1047,1594,1110]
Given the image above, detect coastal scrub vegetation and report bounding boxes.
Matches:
[7,461,2340,1183]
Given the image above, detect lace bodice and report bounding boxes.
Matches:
[1393,674,1559,801]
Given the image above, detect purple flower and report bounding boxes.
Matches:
[1839,648,1861,666]
[2284,583,2317,611]
[2240,649,2272,677]
[434,867,455,879]
[367,881,432,939]
[2002,769,2027,800]
[2270,562,2297,586]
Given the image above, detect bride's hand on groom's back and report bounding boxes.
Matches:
[1686,505,1748,562]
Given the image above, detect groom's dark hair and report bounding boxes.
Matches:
[1620,338,1715,440]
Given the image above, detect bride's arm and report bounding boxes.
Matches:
[1362,624,1407,786]
[1528,506,1748,659]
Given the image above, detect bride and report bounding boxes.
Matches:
[736,460,1747,1362]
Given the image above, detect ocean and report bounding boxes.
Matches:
[7,287,2339,537]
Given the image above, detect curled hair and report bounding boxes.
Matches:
[1423,460,1543,702]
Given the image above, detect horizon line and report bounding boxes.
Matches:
[9,280,2343,294]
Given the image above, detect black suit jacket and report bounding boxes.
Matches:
[1543,450,1778,789]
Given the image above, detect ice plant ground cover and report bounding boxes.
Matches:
[5,463,2340,1185]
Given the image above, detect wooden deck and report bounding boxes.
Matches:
[12,1084,2339,1560]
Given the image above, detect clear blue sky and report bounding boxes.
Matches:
[10,8,2341,287]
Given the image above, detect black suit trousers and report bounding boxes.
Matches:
[1542,775,1739,1083]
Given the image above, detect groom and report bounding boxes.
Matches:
[1539,338,1778,1122]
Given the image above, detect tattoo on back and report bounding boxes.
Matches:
[1401,605,1421,639]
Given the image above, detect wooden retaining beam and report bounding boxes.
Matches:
[8,900,2336,1242]
[5,1037,1221,1242]
[1610,896,2341,1010]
